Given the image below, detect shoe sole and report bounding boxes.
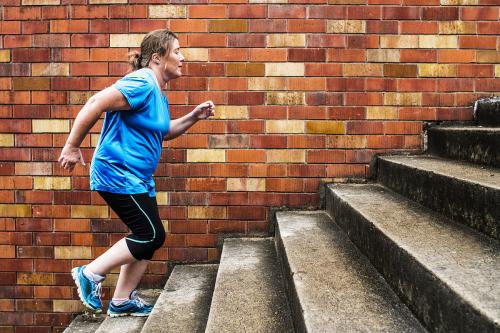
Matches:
[71,267,102,314]
[107,312,150,317]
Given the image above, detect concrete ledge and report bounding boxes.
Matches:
[377,154,500,240]
[475,96,500,127]
[326,183,500,332]
[428,126,500,167]
[63,313,105,333]
[276,210,425,333]
[205,238,293,333]
[141,264,218,333]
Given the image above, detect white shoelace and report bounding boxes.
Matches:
[93,282,102,299]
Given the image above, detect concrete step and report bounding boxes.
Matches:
[326,183,500,332]
[63,313,105,333]
[377,154,500,240]
[141,264,218,333]
[205,238,294,333]
[427,126,500,167]
[475,96,500,127]
[275,211,426,332]
[94,289,162,333]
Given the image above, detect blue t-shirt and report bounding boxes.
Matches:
[90,68,170,196]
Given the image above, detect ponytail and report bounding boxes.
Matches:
[128,50,142,71]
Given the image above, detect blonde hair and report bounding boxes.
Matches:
[128,29,178,71]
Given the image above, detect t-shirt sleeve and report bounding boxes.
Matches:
[113,71,154,110]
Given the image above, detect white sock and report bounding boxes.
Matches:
[112,297,129,305]
[83,267,105,283]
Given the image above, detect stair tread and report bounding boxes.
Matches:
[276,210,425,332]
[141,264,218,333]
[430,126,500,132]
[328,183,500,322]
[205,238,294,333]
[94,289,162,333]
[63,313,105,333]
[379,154,500,189]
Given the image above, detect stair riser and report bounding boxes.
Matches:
[274,226,306,333]
[428,128,500,167]
[326,188,496,333]
[475,98,500,127]
[377,158,500,240]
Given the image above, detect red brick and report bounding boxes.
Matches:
[32,92,67,105]
[287,135,326,148]
[306,92,343,106]
[4,7,41,20]
[71,34,109,47]
[42,6,68,19]
[422,93,455,107]
[15,191,52,204]
[169,247,207,262]
[209,78,246,91]
[227,206,266,220]
[130,19,168,33]
[210,164,248,177]
[72,5,109,19]
[21,21,49,34]
[326,164,366,178]
[384,121,422,135]
[34,286,72,299]
[33,34,70,48]
[345,149,377,163]
[347,35,379,49]
[383,6,420,20]
[51,77,89,91]
[457,65,493,78]
[400,21,438,34]
[478,22,500,35]
[13,105,50,119]
[4,35,32,48]
[249,135,287,149]
[187,92,225,105]
[109,5,148,19]
[189,5,227,18]
[345,93,383,106]
[476,79,500,92]
[0,120,31,133]
[0,21,21,34]
[50,20,88,33]
[228,92,264,105]
[327,78,365,92]
[422,7,458,20]
[35,232,70,246]
[367,20,398,34]
[309,6,345,18]
[248,164,287,177]
[437,79,474,92]
[288,164,326,177]
[289,49,326,62]
[307,150,346,163]
[228,34,266,47]
[210,48,248,62]
[461,7,498,21]
[228,5,266,18]
[209,220,245,234]
[170,20,207,33]
[227,149,265,162]
[400,50,437,63]
[249,19,287,33]
[0,312,34,326]
[71,62,108,76]
[459,36,497,50]
[269,5,306,18]
[90,19,129,33]
[327,49,365,62]
[227,120,264,134]
[34,313,72,326]
[51,48,90,62]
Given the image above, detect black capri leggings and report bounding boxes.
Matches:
[98,191,166,261]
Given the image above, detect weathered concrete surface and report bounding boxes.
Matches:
[428,126,500,167]
[475,96,500,126]
[141,264,218,333]
[377,154,500,240]
[275,210,425,333]
[63,313,105,333]
[205,238,294,333]
[94,289,162,333]
[327,183,500,333]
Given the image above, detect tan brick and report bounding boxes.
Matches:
[110,34,145,48]
[327,20,366,34]
[33,120,69,133]
[182,48,209,62]
[0,204,32,217]
[70,91,93,105]
[0,134,14,147]
[213,106,248,120]
[248,77,286,91]
[267,150,305,163]
[227,178,265,192]
[53,300,85,313]
[32,63,69,76]
[187,149,225,163]
[440,0,477,4]
[384,93,422,106]
[419,35,457,49]
[55,246,92,259]
[267,34,305,47]
[328,136,367,149]
[188,206,227,219]
[477,51,500,64]
[306,121,345,134]
[367,107,398,120]
[439,21,476,34]
[162,220,168,231]
[34,177,70,190]
[367,49,400,63]
[210,20,247,33]
[0,245,15,258]
[0,50,10,63]
[344,64,382,77]
[89,0,126,3]
[22,0,59,4]
[149,5,186,18]
[265,63,304,77]
[18,273,54,285]
[91,134,100,147]
[329,0,364,3]
[156,192,169,205]
[13,77,50,91]
[495,65,500,78]
[102,273,119,287]
[16,162,52,176]
[267,92,304,105]
[419,64,456,77]
[71,206,108,218]
[266,120,304,134]
[381,35,418,49]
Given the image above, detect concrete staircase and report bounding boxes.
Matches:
[65,98,500,332]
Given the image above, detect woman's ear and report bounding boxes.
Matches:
[150,53,161,65]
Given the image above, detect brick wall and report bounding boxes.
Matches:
[0,0,499,331]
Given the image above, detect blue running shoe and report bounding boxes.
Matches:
[107,290,153,317]
[71,265,103,313]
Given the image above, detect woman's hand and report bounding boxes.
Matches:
[192,101,215,120]
[58,144,85,172]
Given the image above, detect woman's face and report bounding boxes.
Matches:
[161,38,184,81]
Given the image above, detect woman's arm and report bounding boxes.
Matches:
[58,86,130,171]
[164,101,215,141]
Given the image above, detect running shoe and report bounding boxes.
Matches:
[71,265,103,313]
[107,289,153,317]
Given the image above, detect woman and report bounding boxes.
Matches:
[58,29,215,317]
